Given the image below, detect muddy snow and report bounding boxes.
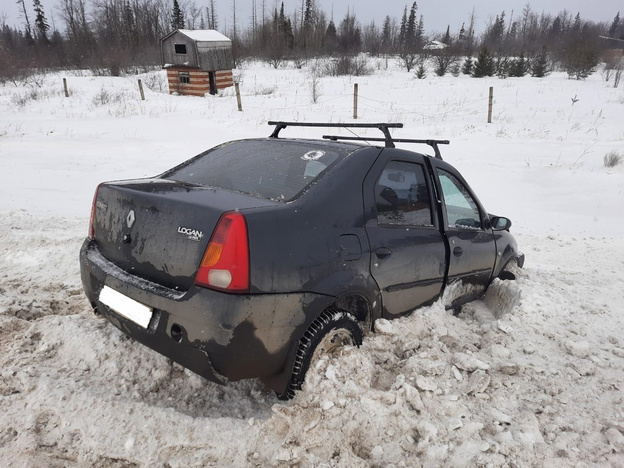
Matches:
[1,60,624,466]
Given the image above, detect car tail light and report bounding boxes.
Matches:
[88,184,102,240]
[195,212,249,293]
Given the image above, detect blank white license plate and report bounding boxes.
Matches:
[99,286,153,329]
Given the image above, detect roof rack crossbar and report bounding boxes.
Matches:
[322,135,450,159]
[268,121,403,148]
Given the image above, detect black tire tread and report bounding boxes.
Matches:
[278,307,362,400]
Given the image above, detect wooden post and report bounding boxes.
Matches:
[235,83,242,111]
[487,86,493,123]
[138,79,145,101]
[353,83,358,120]
[63,78,69,98]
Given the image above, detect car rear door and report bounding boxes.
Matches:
[428,159,496,304]
[364,149,446,317]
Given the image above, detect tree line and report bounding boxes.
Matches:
[1,0,622,84]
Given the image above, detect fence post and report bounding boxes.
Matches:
[63,78,69,98]
[487,86,493,123]
[353,83,358,119]
[235,83,243,111]
[138,79,145,101]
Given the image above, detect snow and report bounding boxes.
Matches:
[1,59,624,466]
[177,29,232,43]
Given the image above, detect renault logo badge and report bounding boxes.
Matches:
[126,210,136,228]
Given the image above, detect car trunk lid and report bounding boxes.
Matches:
[92,178,273,292]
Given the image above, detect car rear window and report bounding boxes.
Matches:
[163,140,351,201]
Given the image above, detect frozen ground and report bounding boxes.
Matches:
[1,59,624,467]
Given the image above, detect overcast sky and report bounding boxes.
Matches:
[2,0,622,35]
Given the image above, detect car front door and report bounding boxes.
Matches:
[430,161,497,305]
[364,151,446,317]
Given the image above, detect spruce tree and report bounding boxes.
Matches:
[33,0,49,44]
[381,15,392,51]
[415,15,424,46]
[462,56,473,75]
[406,2,417,48]
[509,51,527,77]
[171,0,185,30]
[415,62,426,79]
[472,47,494,77]
[442,25,450,45]
[398,6,407,47]
[531,46,549,77]
[608,12,620,37]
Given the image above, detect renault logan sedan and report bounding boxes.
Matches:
[80,122,524,399]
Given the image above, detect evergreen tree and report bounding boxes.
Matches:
[442,25,450,45]
[415,62,426,79]
[325,20,338,53]
[337,11,361,53]
[609,12,620,37]
[415,15,424,46]
[304,0,313,29]
[472,46,495,77]
[496,56,509,78]
[171,0,185,30]
[278,2,294,48]
[509,50,527,77]
[462,56,473,75]
[550,16,562,38]
[531,46,549,77]
[32,0,49,44]
[450,61,461,77]
[572,13,581,32]
[381,15,392,51]
[398,6,407,47]
[406,2,417,47]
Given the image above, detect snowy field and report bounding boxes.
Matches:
[1,59,624,467]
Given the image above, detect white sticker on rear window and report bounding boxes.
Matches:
[302,150,325,161]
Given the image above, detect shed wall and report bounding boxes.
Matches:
[162,31,199,67]
[166,66,234,96]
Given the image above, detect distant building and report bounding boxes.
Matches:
[423,40,448,51]
[161,29,234,97]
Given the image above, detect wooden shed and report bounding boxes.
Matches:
[161,29,235,96]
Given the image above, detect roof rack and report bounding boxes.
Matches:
[268,121,402,148]
[267,121,449,159]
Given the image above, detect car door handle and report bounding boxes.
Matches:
[453,246,463,257]
[375,247,392,258]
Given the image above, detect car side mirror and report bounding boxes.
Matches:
[491,216,512,231]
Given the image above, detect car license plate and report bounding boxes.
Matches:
[99,286,153,329]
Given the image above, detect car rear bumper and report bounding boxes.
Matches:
[79,239,333,393]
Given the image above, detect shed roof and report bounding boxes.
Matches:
[173,29,231,43]
[423,40,448,50]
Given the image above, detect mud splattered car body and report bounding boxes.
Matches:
[79,122,524,397]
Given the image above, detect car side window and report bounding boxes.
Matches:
[437,169,482,229]
[375,161,433,226]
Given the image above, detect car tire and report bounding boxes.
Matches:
[278,307,363,400]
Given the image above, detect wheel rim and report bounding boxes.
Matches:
[311,328,354,364]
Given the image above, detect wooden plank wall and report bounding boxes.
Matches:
[166,68,210,96]
[166,67,234,96]
[215,70,234,90]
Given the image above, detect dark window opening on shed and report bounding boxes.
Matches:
[179,72,190,84]
[174,43,187,54]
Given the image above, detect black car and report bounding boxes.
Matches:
[80,122,524,399]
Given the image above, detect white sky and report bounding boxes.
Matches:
[1,0,621,35]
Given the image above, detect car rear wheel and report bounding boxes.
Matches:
[278,307,363,400]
